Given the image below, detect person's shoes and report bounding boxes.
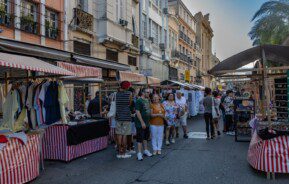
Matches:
[166,141,170,146]
[137,153,143,161]
[183,134,189,139]
[171,139,175,144]
[217,131,221,136]
[121,154,132,159]
[157,150,162,155]
[211,136,215,139]
[144,150,152,157]
[153,151,157,156]
[116,154,122,159]
[206,137,210,140]
[127,150,136,155]
[230,131,236,136]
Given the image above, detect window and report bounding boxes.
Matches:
[132,16,136,34]
[20,1,38,34]
[128,56,137,66]
[116,0,126,21]
[0,0,13,27]
[78,0,88,12]
[151,21,158,43]
[142,14,147,38]
[106,49,118,62]
[45,9,58,39]
[74,41,91,56]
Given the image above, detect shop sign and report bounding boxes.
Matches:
[185,70,190,82]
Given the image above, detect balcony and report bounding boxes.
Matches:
[180,53,191,64]
[171,50,180,58]
[0,12,14,28]
[132,34,139,48]
[74,8,93,33]
[179,30,193,47]
[20,16,38,34]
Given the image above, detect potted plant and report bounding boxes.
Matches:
[45,19,50,36]
[20,15,34,32]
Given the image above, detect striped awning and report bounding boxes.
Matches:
[119,71,146,83]
[0,52,74,76]
[147,76,161,85]
[57,62,102,78]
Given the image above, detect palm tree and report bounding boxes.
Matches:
[249,0,289,46]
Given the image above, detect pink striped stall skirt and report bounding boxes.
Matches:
[248,132,289,173]
[42,125,108,162]
[0,134,42,184]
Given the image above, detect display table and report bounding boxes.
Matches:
[0,133,42,184]
[248,131,289,178]
[42,118,109,162]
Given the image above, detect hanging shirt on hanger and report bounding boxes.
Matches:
[39,81,51,122]
[44,81,61,125]
[58,81,69,124]
[1,90,19,131]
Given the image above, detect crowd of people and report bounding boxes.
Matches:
[86,81,243,160]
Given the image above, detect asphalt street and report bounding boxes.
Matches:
[33,116,289,184]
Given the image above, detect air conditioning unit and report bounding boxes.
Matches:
[148,37,155,43]
[121,44,130,50]
[163,8,168,14]
[119,19,128,26]
[136,66,139,70]
[159,43,166,50]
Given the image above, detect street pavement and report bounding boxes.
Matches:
[33,116,289,184]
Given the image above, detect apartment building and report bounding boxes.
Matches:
[139,0,169,81]
[0,0,64,49]
[195,12,214,87]
[94,0,140,73]
[168,0,198,83]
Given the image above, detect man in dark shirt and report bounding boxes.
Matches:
[87,91,108,118]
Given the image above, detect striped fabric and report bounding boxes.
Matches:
[248,132,289,173]
[0,52,74,76]
[57,62,102,78]
[0,134,41,184]
[116,91,132,122]
[42,125,108,162]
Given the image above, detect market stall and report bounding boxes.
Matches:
[160,80,204,117]
[42,62,110,162]
[209,45,289,179]
[0,52,74,184]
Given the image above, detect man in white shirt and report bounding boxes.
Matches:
[175,91,189,139]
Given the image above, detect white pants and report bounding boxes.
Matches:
[150,125,164,151]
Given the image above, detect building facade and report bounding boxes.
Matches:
[0,0,65,49]
[168,0,199,84]
[139,0,169,81]
[195,12,214,87]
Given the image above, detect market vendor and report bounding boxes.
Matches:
[87,91,108,118]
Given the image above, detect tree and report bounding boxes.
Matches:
[249,0,289,46]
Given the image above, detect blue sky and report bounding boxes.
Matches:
[183,0,268,60]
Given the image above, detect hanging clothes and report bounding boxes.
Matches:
[26,82,37,129]
[58,81,69,124]
[0,84,5,114]
[44,81,61,125]
[39,81,50,123]
[1,90,19,131]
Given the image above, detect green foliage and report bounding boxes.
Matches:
[249,0,289,46]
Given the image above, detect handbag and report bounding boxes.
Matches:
[107,92,116,118]
[212,97,220,119]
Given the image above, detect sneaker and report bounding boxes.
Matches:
[153,151,157,156]
[166,141,170,146]
[157,150,162,155]
[116,154,122,159]
[127,150,136,155]
[144,150,152,157]
[171,139,175,144]
[230,131,236,136]
[137,153,143,161]
[121,154,132,159]
[183,134,189,139]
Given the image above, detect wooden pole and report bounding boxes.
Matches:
[99,83,102,117]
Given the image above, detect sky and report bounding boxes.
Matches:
[183,0,268,61]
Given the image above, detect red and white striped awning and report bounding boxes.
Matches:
[57,62,102,78]
[119,71,146,83]
[0,52,74,76]
[147,76,161,85]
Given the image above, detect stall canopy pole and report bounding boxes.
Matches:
[99,83,102,116]
[262,48,271,125]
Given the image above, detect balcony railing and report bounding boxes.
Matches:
[74,8,93,32]
[171,50,180,58]
[179,30,193,47]
[132,34,139,48]
[20,16,38,34]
